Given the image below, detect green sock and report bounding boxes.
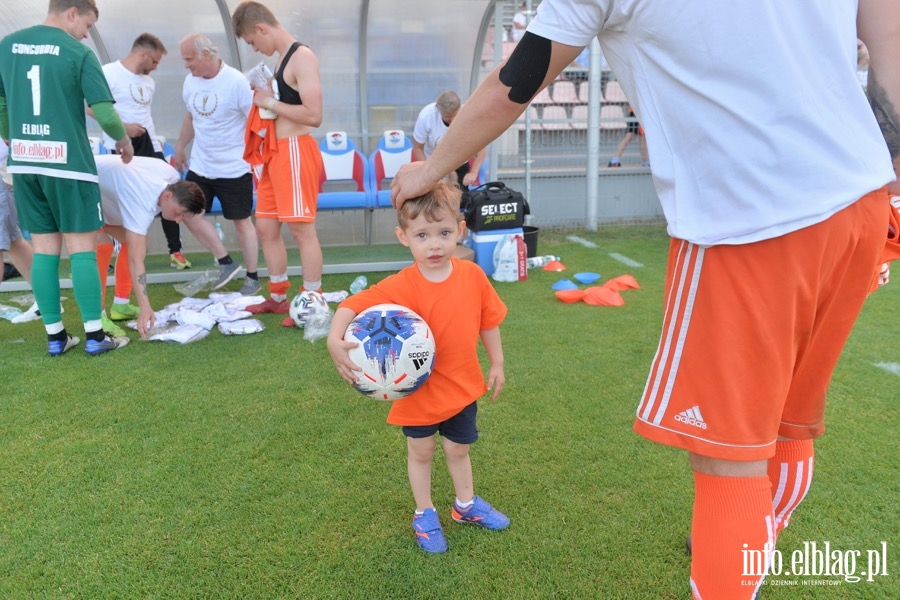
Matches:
[70,251,102,324]
[31,253,62,327]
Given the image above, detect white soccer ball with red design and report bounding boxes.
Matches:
[344,304,435,401]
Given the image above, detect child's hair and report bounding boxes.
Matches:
[397,180,463,229]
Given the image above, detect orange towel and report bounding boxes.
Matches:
[243,101,278,167]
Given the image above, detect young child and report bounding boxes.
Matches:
[327,180,509,554]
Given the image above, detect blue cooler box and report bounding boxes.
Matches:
[463,227,523,276]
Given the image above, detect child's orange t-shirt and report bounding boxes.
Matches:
[339,258,507,426]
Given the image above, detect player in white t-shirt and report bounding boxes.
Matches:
[94,155,205,336]
[98,33,192,272]
[392,1,900,598]
[412,91,485,189]
[510,4,528,43]
[174,33,260,295]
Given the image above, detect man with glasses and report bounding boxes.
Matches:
[94,33,194,273]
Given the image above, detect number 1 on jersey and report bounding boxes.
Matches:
[27,65,41,116]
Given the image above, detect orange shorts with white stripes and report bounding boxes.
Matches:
[634,188,889,461]
[254,134,323,222]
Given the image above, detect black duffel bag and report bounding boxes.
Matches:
[461,182,530,232]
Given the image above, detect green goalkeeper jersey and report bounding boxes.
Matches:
[0,25,113,182]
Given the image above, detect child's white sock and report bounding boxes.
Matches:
[455,497,474,509]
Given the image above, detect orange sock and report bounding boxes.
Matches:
[114,243,132,302]
[97,242,114,309]
[768,439,814,538]
[269,278,290,300]
[690,472,774,600]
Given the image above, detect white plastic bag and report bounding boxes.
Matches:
[492,234,518,282]
[303,304,333,343]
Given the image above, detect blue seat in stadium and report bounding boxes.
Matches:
[318,131,371,210]
[368,129,413,208]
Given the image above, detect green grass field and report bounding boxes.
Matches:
[1,225,896,599]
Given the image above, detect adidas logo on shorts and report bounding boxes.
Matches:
[674,405,708,429]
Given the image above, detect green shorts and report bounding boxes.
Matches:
[13,173,103,234]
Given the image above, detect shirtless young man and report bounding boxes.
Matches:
[232,1,325,327]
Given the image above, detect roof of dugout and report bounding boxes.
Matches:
[0,0,509,154]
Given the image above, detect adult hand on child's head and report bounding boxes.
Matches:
[391,161,439,210]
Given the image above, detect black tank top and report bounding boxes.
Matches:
[275,42,304,105]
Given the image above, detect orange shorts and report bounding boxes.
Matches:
[254,135,323,222]
[634,188,889,461]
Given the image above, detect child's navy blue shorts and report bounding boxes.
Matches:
[402,401,479,444]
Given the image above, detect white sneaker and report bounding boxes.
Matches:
[10,302,62,324]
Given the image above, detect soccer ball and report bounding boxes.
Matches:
[289,290,329,328]
[343,304,435,401]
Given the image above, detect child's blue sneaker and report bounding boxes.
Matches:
[412,508,448,554]
[451,496,510,530]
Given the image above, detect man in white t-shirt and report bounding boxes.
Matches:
[412,91,485,189]
[98,33,192,271]
[393,1,900,598]
[510,3,528,43]
[174,33,260,295]
[94,155,205,336]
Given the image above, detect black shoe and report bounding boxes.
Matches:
[3,263,22,279]
[686,535,692,555]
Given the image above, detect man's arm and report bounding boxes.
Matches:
[411,140,426,162]
[463,148,487,187]
[391,37,582,205]
[174,113,194,172]
[858,0,900,194]
[86,106,146,139]
[90,101,134,163]
[123,228,155,337]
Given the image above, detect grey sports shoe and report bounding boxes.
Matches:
[239,277,261,296]
[212,262,242,290]
[85,332,130,356]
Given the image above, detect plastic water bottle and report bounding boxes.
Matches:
[215,222,225,242]
[526,255,561,269]
[349,275,367,295]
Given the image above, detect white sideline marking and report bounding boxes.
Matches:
[609,253,643,268]
[567,235,598,248]
[875,362,900,377]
